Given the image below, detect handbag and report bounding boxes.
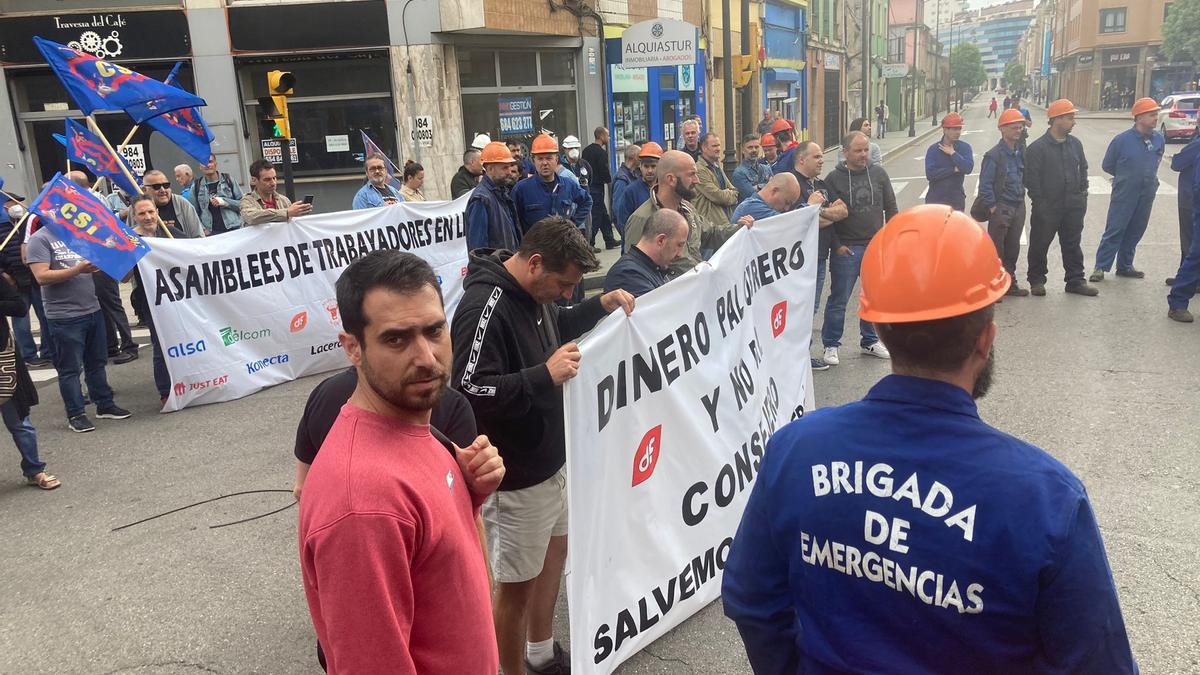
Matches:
[970,148,1008,222]
[0,333,18,406]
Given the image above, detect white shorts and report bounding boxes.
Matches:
[483,468,568,583]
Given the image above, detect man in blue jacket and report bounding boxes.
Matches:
[602,209,688,297]
[465,142,521,251]
[615,142,661,231]
[1091,97,1166,282]
[924,112,973,211]
[723,205,1138,675]
[611,143,641,238]
[979,109,1029,297]
[512,134,592,234]
[730,134,772,202]
[1168,148,1200,322]
[351,154,404,210]
[1168,134,1200,285]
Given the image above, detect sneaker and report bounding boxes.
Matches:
[810,357,830,371]
[1065,282,1099,297]
[1005,284,1030,297]
[112,351,138,365]
[1166,277,1176,286]
[95,405,132,420]
[590,246,602,253]
[68,415,95,433]
[526,641,570,675]
[822,346,840,365]
[25,358,52,368]
[1029,283,1046,296]
[1168,308,1195,323]
[1115,268,1145,279]
[862,341,891,359]
[1089,269,1105,283]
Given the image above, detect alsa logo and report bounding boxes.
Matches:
[246,353,288,374]
[172,375,229,397]
[632,425,663,487]
[289,311,308,333]
[771,301,788,338]
[310,341,339,355]
[167,339,206,358]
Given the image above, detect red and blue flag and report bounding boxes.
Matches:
[33,37,206,123]
[144,106,214,165]
[360,130,403,191]
[29,172,150,280]
[56,119,142,196]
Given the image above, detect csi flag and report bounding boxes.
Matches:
[33,37,206,123]
[145,106,214,165]
[29,173,150,280]
[360,130,403,191]
[58,119,142,196]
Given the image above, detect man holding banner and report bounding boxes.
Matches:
[351,153,405,210]
[451,217,634,675]
[722,205,1137,673]
[240,159,310,226]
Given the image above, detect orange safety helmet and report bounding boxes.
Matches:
[480,141,516,164]
[1131,97,1161,118]
[858,205,1010,324]
[1046,98,1078,119]
[941,112,964,128]
[770,118,794,134]
[638,141,664,159]
[530,133,558,155]
[997,108,1026,128]
[760,132,778,148]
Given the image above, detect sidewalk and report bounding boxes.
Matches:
[824,98,986,163]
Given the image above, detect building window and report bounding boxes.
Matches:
[458,49,579,145]
[1099,8,1126,34]
[238,51,396,177]
[1165,3,1173,21]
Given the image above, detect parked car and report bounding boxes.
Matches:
[1158,93,1200,142]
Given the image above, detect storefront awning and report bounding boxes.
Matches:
[765,67,802,83]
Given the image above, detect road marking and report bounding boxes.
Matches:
[1089,176,1112,195]
[919,185,928,199]
[890,181,909,195]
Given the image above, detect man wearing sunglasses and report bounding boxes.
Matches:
[133,170,204,239]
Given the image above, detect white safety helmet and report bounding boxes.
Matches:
[561,135,581,149]
[471,133,492,150]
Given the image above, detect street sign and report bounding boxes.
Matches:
[882,63,910,79]
[410,115,433,148]
[261,138,298,164]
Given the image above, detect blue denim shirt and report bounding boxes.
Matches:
[978,141,1025,208]
[731,193,780,222]
[731,160,773,202]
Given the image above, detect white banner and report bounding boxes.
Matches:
[565,207,819,673]
[141,196,470,412]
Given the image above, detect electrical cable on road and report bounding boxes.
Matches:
[111,489,296,532]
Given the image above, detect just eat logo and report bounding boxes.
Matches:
[771,300,788,338]
[632,425,663,487]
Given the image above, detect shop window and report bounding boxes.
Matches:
[458,50,498,88]
[462,91,578,143]
[238,55,390,99]
[1099,8,1126,34]
[500,52,538,87]
[458,49,580,146]
[540,53,576,86]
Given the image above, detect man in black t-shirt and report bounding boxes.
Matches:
[136,170,204,238]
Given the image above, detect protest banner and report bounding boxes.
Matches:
[140,196,469,412]
[564,206,819,674]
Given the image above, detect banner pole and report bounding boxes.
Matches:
[86,116,142,201]
[0,213,28,252]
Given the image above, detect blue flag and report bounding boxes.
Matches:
[57,119,142,196]
[144,106,214,165]
[28,173,150,280]
[360,130,403,191]
[34,37,206,123]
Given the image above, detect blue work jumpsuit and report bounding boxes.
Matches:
[1095,127,1165,272]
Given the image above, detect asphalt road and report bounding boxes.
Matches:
[1,100,1198,674]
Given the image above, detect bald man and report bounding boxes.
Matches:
[623,150,751,277]
[604,209,689,297]
[732,173,802,222]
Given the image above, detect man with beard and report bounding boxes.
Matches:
[299,250,505,674]
[624,150,750,277]
[723,205,1137,674]
[452,148,485,199]
[452,217,634,675]
[465,142,521,250]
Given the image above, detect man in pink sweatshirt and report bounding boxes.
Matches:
[299,250,505,674]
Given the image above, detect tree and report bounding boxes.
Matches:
[1164,0,1200,62]
[950,43,987,91]
[1003,62,1026,89]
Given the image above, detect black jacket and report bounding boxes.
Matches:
[451,250,608,490]
[824,163,898,246]
[582,143,611,188]
[0,277,38,419]
[603,246,669,297]
[1024,131,1089,211]
[451,165,480,200]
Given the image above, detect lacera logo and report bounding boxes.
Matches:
[771,300,788,338]
[219,326,271,347]
[632,425,663,487]
[310,341,339,355]
[167,339,206,358]
[246,353,288,374]
[290,311,308,333]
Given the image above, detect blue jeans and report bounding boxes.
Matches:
[13,285,53,361]
[148,322,171,399]
[1168,210,1200,310]
[814,240,829,315]
[1095,180,1156,272]
[48,310,115,418]
[1,400,43,478]
[821,244,878,349]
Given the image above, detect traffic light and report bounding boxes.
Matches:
[732,55,755,89]
[256,95,290,139]
[268,70,295,96]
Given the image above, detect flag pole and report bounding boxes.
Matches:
[0,213,29,253]
[85,115,173,239]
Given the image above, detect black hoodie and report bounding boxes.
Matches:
[823,162,898,246]
[451,249,608,491]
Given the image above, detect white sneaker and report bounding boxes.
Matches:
[862,341,891,359]
[822,346,840,365]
